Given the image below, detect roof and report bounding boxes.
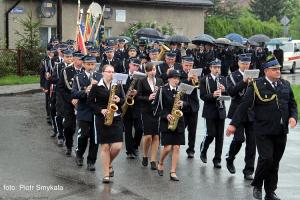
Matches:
[83,0,213,7]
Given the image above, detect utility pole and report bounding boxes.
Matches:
[57,0,62,41]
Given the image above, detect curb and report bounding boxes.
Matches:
[0,89,41,97]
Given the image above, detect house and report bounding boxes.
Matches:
[0,0,213,48]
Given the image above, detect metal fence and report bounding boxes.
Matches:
[0,49,45,77]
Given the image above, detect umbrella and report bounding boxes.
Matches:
[165,35,190,43]
[215,38,231,45]
[248,34,270,43]
[135,28,164,39]
[192,34,215,45]
[266,39,284,46]
[225,33,244,44]
[229,41,244,47]
[244,39,259,46]
[106,36,132,43]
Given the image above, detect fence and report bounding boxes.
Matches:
[0,49,45,77]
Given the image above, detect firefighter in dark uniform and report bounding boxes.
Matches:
[225,54,256,180]
[71,55,102,171]
[40,47,55,125]
[227,58,298,200]
[137,40,148,59]
[51,49,72,146]
[199,59,227,168]
[157,51,182,83]
[179,56,200,158]
[122,46,138,74]
[88,47,102,63]
[114,38,127,62]
[123,58,144,158]
[58,49,84,156]
[101,47,124,73]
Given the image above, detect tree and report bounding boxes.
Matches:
[209,0,240,18]
[15,11,41,49]
[250,0,285,21]
[281,0,300,20]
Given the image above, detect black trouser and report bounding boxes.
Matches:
[251,132,287,193]
[63,111,76,149]
[55,93,64,140]
[49,94,58,135]
[124,111,143,154]
[45,92,51,118]
[200,118,225,163]
[183,111,198,154]
[227,121,256,175]
[76,120,99,164]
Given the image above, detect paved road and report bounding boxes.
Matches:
[0,93,299,200]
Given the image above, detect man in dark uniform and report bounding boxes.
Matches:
[137,40,148,58]
[40,47,55,125]
[180,56,200,158]
[122,46,138,74]
[123,58,144,158]
[227,58,298,200]
[72,55,102,171]
[225,54,256,180]
[170,42,182,63]
[115,38,127,62]
[101,47,123,73]
[199,59,227,168]
[157,51,182,83]
[273,45,284,68]
[58,49,84,156]
[51,49,73,146]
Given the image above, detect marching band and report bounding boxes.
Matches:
[40,31,298,199]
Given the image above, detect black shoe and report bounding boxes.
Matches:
[170,172,179,181]
[75,155,83,167]
[244,174,254,180]
[50,132,57,138]
[213,161,221,169]
[109,166,114,177]
[142,157,148,166]
[157,163,164,176]
[226,159,236,174]
[47,117,52,125]
[253,187,262,200]
[57,139,64,147]
[126,153,135,159]
[87,163,96,171]
[65,149,72,156]
[102,176,111,184]
[187,152,194,159]
[150,161,157,170]
[265,192,281,200]
[200,152,207,163]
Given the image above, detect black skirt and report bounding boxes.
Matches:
[141,112,160,135]
[94,115,123,144]
[161,131,185,146]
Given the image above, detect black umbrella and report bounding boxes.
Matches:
[192,34,215,45]
[135,28,164,39]
[248,34,270,43]
[165,35,191,43]
[215,38,231,45]
[229,41,244,47]
[106,36,132,43]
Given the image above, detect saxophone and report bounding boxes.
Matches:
[104,84,119,126]
[121,78,137,118]
[168,90,184,131]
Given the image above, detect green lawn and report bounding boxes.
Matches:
[292,85,300,120]
[0,75,39,86]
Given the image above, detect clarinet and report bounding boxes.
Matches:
[216,76,224,109]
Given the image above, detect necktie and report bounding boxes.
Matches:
[171,89,176,95]
[272,81,278,91]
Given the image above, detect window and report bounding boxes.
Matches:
[39,27,57,48]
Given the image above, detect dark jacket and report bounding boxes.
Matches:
[156,62,182,83]
[71,71,102,122]
[137,77,163,114]
[200,74,227,119]
[231,77,298,136]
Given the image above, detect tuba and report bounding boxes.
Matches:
[158,44,171,61]
[104,84,119,126]
[168,90,184,131]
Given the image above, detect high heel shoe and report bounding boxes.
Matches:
[109,166,114,177]
[150,161,157,170]
[170,172,179,181]
[142,157,148,166]
[157,163,164,176]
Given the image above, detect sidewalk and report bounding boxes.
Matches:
[0,83,41,96]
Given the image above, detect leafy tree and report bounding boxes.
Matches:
[281,0,300,20]
[209,0,241,18]
[15,11,41,49]
[249,0,285,21]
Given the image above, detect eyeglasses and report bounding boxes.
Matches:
[104,71,115,73]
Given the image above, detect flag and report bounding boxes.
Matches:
[95,16,105,46]
[76,15,87,54]
[84,10,93,42]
